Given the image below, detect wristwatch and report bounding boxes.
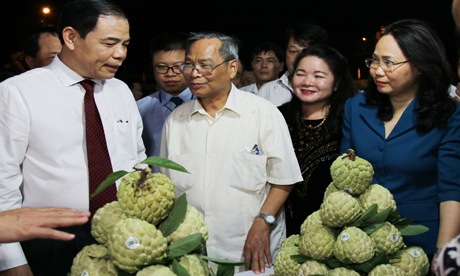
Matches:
[256,212,276,224]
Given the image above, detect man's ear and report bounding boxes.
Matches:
[62,26,78,51]
[25,55,35,69]
[229,59,238,79]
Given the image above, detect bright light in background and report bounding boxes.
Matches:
[362,37,366,41]
[43,7,50,14]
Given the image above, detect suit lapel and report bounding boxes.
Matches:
[359,102,385,140]
[387,97,418,140]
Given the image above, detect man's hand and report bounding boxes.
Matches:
[1,264,33,276]
[0,207,90,243]
[243,218,271,274]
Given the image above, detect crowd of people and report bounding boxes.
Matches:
[1,0,460,275]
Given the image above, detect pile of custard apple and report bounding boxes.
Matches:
[274,149,430,276]
[70,157,244,276]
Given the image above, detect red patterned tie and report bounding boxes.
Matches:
[81,80,117,216]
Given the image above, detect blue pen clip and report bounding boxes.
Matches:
[250,144,260,155]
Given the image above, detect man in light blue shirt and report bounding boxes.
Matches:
[137,33,193,171]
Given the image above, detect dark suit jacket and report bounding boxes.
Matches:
[341,92,460,254]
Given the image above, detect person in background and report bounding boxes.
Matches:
[0,0,146,274]
[278,45,356,236]
[24,26,62,69]
[128,80,144,101]
[240,67,256,87]
[231,59,244,88]
[240,41,284,94]
[137,32,193,169]
[258,23,328,106]
[341,19,460,258]
[160,32,302,273]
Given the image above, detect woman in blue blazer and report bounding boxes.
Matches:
[341,19,460,256]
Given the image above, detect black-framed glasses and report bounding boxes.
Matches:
[154,65,182,74]
[179,59,234,76]
[365,58,409,72]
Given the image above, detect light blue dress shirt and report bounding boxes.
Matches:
[137,88,193,172]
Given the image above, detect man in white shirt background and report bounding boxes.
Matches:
[137,32,194,171]
[0,0,146,275]
[258,23,329,106]
[160,32,302,274]
[240,41,284,95]
[24,26,62,70]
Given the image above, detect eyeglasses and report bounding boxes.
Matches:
[179,59,234,76]
[365,58,409,72]
[154,65,182,74]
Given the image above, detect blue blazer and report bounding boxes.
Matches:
[341,92,460,254]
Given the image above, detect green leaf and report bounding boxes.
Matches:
[399,225,429,236]
[327,258,345,268]
[166,233,203,258]
[216,265,235,276]
[90,170,129,199]
[172,259,191,276]
[393,218,413,230]
[366,207,392,223]
[386,211,401,223]
[159,193,188,236]
[290,254,311,263]
[349,204,378,226]
[354,251,389,273]
[199,255,247,266]
[362,222,384,235]
[140,156,190,173]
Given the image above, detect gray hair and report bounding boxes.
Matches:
[186,32,239,61]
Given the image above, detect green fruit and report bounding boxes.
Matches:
[327,267,360,276]
[107,218,167,273]
[297,260,328,276]
[70,244,118,276]
[334,227,375,264]
[320,191,362,228]
[281,234,300,249]
[368,264,406,276]
[391,247,429,276]
[137,265,176,276]
[359,184,396,213]
[299,224,335,260]
[323,182,339,201]
[330,149,373,196]
[166,204,208,248]
[117,170,175,225]
[177,254,211,276]
[369,222,404,255]
[274,246,301,276]
[300,211,322,236]
[91,201,127,245]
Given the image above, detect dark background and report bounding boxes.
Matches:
[1,0,457,85]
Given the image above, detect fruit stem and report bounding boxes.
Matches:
[343,149,356,161]
[140,167,152,183]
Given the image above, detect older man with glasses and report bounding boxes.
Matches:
[159,32,302,273]
[137,32,194,170]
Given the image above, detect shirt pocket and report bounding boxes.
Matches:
[168,153,195,194]
[228,152,267,193]
[114,122,136,160]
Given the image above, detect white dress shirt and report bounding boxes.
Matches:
[239,83,258,94]
[257,71,293,106]
[0,56,146,270]
[160,85,302,271]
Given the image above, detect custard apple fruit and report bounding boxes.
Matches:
[391,247,429,276]
[300,210,322,236]
[330,149,373,195]
[177,254,211,276]
[298,260,328,276]
[107,218,167,273]
[137,264,176,276]
[117,170,175,225]
[334,227,375,264]
[323,182,339,201]
[369,222,404,255]
[320,191,362,228]
[299,224,335,260]
[91,201,127,245]
[274,246,301,276]
[70,244,118,276]
[359,184,396,212]
[166,204,208,247]
[327,267,360,276]
[281,234,300,249]
[368,264,406,276]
